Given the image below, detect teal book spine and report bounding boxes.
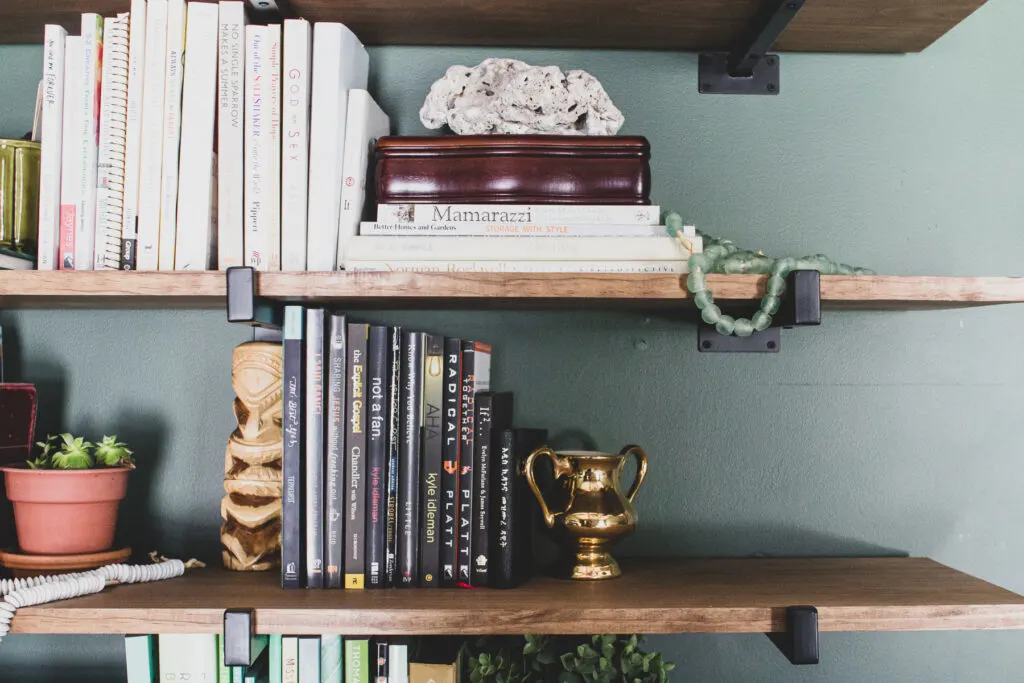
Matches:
[344,639,369,683]
[270,635,284,683]
[124,635,157,683]
[321,635,343,683]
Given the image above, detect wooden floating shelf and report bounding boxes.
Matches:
[3,0,989,52]
[1,271,1023,311]
[11,558,1024,636]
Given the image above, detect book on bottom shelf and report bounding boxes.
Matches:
[281,306,305,588]
[305,308,327,587]
[158,634,217,682]
[345,322,370,588]
[325,311,348,588]
[471,391,514,587]
[439,337,462,587]
[397,331,423,586]
[419,333,444,586]
[384,326,402,586]
[456,340,491,585]
[492,427,548,589]
[125,634,157,683]
[321,635,343,683]
[282,636,299,683]
[345,639,369,683]
[298,636,320,683]
[366,325,390,588]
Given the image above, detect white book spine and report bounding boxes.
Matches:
[346,235,701,262]
[157,0,187,270]
[58,37,83,270]
[306,23,368,271]
[280,19,311,271]
[94,14,130,270]
[376,203,661,226]
[37,25,67,271]
[388,645,409,683]
[157,635,217,682]
[244,25,269,269]
[136,0,168,270]
[121,0,148,270]
[337,90,389,265]
[75,14,104,271]
[359,222,671,237]
[175,2,220,270]
[345,260,689,274]
[266,24,282,270]
[217,1,246,270]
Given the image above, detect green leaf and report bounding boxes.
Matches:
[94,435,134,467]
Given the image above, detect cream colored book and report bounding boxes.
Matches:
[344,260,689,274]
[345,235,701,262]
[157,0,186,270]
[136,0,168,270]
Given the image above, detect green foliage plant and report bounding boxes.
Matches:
[27,433,135,470]
[465,634,674,683]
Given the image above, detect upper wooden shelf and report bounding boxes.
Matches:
[11,558,1024,635]
[1,271,1023,311]
[2,0,989,52]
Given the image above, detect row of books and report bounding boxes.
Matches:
[343,202,704,274]
[280,306,545,590]
[126,634,451,683]
[36,1,385,272]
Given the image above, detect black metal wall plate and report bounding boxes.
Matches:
[698,326,780,353]
[699,53,781,95]
[768,605,820,665]
[226,266,282,328]
[222,609,254,667]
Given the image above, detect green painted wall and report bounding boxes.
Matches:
[2,1,1023,679]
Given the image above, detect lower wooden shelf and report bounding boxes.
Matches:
[2,271,1024,311]
[10,558,1024,635]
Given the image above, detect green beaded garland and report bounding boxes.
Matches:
[667,210,873,338]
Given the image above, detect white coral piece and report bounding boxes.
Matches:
[420,58,624,136]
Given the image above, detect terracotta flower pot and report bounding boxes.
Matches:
[0,466,131,555]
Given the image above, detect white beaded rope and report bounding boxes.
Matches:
[0,559,187,644]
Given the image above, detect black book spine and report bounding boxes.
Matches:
[472,392,513,587]
[345,323,369,589]
[324,312,347,589]
[439,338,462,587]
[281,306,305,588]
[304,308,326,588]
[492,428,547,589]
[374,639,389,683]
[120,233,136,270]
[397,331,423,586]
[365,326,389,588]
[456,342,476,586]
[384,327,402,587]
[419,334,444,587]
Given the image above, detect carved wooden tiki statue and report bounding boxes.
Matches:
[222,342,283,571]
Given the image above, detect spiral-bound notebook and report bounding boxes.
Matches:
[95,13,130,270]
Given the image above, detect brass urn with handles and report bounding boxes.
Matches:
[525,445,648,580]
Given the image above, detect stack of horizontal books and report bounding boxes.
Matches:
[344,135,702,273]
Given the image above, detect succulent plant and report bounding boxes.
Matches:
[94,435,134,467]
[26,433,134,470]
[465,634,673,683]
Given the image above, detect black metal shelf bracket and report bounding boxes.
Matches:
[699,0,807,95]
[223,608,255,667]
[768,605,820,665]
[226,267,283,340]
[697,269,820,353]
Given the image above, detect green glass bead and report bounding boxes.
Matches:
[762,294,781,315]
[701,303,722,325]
[704,245,728,262]
[715,314,736,335]
[692,289,714,309]
[733,318,754,337]
[665,212,683,235]
[766,275,786,297]
[686,270,706,293]
[752,310,772,331]
[688,253,709,271]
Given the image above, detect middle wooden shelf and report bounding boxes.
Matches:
[11,557,1024,636]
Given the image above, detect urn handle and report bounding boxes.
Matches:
[524,446,570,528]
[618,444,649,504]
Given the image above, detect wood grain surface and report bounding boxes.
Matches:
[1,0,988,52]
[11,558,1024,635]
[1,272,1023,310]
